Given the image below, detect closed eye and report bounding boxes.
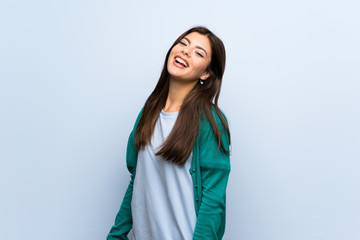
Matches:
[179,41,187,46]
[196,52,204,57]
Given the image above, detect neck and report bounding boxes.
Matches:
[163,77,197,112]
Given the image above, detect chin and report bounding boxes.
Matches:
[167,67,183,78]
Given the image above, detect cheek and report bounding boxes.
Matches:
[192,59,209,72]
[170,46,180,55]
[168,48,179,62]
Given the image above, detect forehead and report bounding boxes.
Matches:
[183,32,212,53]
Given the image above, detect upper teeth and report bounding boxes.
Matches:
[176,57,188,67]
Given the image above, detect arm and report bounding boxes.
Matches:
[193,113,231,240]
[107,130,137,240]
[107,110,142,240]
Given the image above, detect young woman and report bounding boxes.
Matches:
[107,26,231,240]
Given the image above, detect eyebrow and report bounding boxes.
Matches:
[183,37,208,57]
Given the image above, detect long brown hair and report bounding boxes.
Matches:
[134,26,231,165]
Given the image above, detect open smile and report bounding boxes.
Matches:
[173,55,189,68]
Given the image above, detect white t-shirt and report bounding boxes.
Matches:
[128,110,196,240]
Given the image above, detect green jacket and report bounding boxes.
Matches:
[107,108,231,240]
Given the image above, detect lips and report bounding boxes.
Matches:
[174,55,189,68]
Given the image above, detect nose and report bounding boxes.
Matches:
[182,48,190,57]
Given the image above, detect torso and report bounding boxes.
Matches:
[128,110,196,240]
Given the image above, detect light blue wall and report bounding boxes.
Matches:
[1,0,359,239]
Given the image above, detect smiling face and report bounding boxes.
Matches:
[167,32,212,83]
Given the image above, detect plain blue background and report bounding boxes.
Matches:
[1,0,359,239]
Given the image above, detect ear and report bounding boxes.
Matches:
[200,71,210,80]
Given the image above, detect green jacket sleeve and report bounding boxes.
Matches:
[193,111,231,240]
[107,110,142,240]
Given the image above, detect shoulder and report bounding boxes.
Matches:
[197,106,230,152]
[199,106,228,134]
[197,106,230,169]
[131,107,144,131]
